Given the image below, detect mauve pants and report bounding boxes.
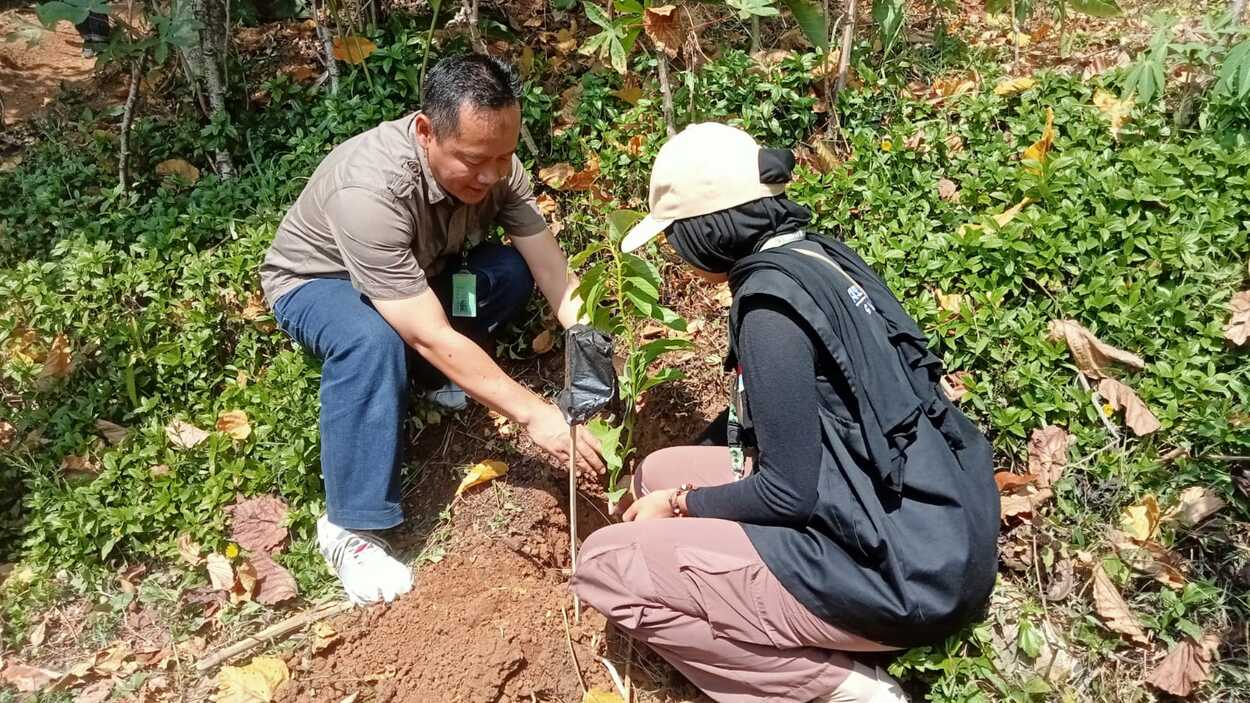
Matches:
[571,446,898,703]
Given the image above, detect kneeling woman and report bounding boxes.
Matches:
[571,124,999,703]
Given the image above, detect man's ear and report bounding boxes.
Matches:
[414,113,434,148]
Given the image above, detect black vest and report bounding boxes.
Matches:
[726,235,999,648]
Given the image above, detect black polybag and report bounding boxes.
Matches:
[556,324,617,425]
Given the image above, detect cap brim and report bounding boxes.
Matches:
[621,214,673,253]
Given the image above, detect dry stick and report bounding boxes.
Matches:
[118,52,146,191]
[569,425,581,623]
[561,606,588,695]
[195,600,352,672]
[314,0,340,94]
[656,52,676,137]
[833,0,858,97]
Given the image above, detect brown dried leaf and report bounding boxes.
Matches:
[994,471,1037,492]
[1000,485,1051,520]
[1224,290,1250,346]
[166,419,210,450]
[1145,634,1220,697]
[227,495,289,554]
[251,554,298,606]
[60,453,101,479]
[155,159,200,183]
[535,193,559,217]
[531,330,555,354]
[643,5,685,57]
[93,419,128,445]
[714,284,733,308]
[940,371,971,402]
[216,410,252,441]
[178,533,204,566]
[1098,378,1161,436]
[232,559,258,604]
[1046,319,1145,379]
[1167,486,1226,527]
[1111,531,1186,590]
[936,178,959,202]
[93,642,135,675]
[74,678,114,703]
[331,36,376,65]
[993,76,1036,96]
[538,163,576,190]
[28,619,46,647]
[0,662,62,693]
[0,420,15,450]
[1027,426,1068,488]
[1091,563,1149,646]
[206,553,235,591]
[37,333,73,386]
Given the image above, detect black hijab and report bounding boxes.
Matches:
[666,148,813,274]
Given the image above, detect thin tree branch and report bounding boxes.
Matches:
[656,52,676,137]
[118,51,147,191]
[833,0,857,97]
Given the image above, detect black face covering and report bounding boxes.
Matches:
[666,148,812,274]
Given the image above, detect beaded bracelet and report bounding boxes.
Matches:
[670,484,694,517]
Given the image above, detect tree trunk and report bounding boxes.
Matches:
[119,53,147,191]
[656,54,676,136]
[182,0,235,177]
[313,0,340,94]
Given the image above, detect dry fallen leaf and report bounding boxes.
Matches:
[535,193,559,217]
[155,158,200,184]
[715,284,733,308]
[206,553,235,592]
[27,619,46,648]
[94,419,128,445]
[0,420,15,450]
[0,662,62,693]
[1027,425,1069,488]
[1167,486,1226,528]
[1111,531,1186,590]
[1224,290,1250,346]
[1120,494,1161,541]
[1022,107,1055,172]
[311,622,339,653]
[166,419,210,450]
[250,553,298,605]
[74,678,114,703]
[232,559,258,603]
[37,333,73,386]
[150,463,171,478]
[532,330,555,354]
[1099,378,1161,436]
[995,471,1038,492]
[993,76,1036,96]
[1046,319,1145,379]
[1091,563,1150,646]
[940,371,972,402]
[538,163,576,190]
[1145,633,1220,697]
[178,533,204,566]
[614,80,644,105]
[1000,485,1052,520]
[93,642,136,675]
[217,410,252,441]
[215,656,289,703]
[60,453,101,479]
[456,460,508,496]
[1093,90,1132,139]
[643,5,685,57]
[935,290,962,313]
[227,495,289,554]
[936,178,960,202]
[583,689,625,703]
[331,35,376,64]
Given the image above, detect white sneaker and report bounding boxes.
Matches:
[316,515,413,605]
[423,382,468,411]
[814,661,907,703]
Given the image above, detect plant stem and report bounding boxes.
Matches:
[118,51,147,191]
[418,0,441,94]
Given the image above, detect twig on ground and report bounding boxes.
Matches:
[195,600,352,672]
[561,606,588,695]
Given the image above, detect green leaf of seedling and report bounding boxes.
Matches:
[639,366,685,395]
[36,1,90,27]
[582,2,615,31]
[1067,0,1122,18]
[606,209,646,245]
[727,0,780,20]
[586,418,624,475]
[1016,619,1044,659]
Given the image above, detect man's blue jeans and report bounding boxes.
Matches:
[272,243,534,530]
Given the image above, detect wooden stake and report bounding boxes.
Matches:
[569,425,581,623]
[195,600,352,672]
[561,606,588,695]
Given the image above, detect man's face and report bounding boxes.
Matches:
[415,102,521,205]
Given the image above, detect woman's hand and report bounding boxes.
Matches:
[622,489,676,522]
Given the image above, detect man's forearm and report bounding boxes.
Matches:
[550,275,585,329]
[411,330,544,424]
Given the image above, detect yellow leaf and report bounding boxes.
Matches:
[311,622,339,653]
[1093,90,1132,138]
[217,410,252,441]
[518,45,535,77]
[331,35,376,65]
[1021,108,1055,172]
[935,290,962,313]
[880,138,893,152]
[992,197,1034,227]
[456,460,508,496]
[993,76,1036,96]
[214,656,289,703]
[1120,494,1161,541]
[583,689,625,703]
[155,159,200,184]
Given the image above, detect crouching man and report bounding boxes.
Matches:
[260,54,603,604]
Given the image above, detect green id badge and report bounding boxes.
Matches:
[451,270,477,318]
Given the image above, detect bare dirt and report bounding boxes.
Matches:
[0,8,99,125]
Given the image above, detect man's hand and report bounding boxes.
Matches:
[524,403,605,476]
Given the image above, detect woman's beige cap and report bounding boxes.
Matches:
[620,123,787,253]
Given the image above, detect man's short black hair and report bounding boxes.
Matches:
[422,54,523,137]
